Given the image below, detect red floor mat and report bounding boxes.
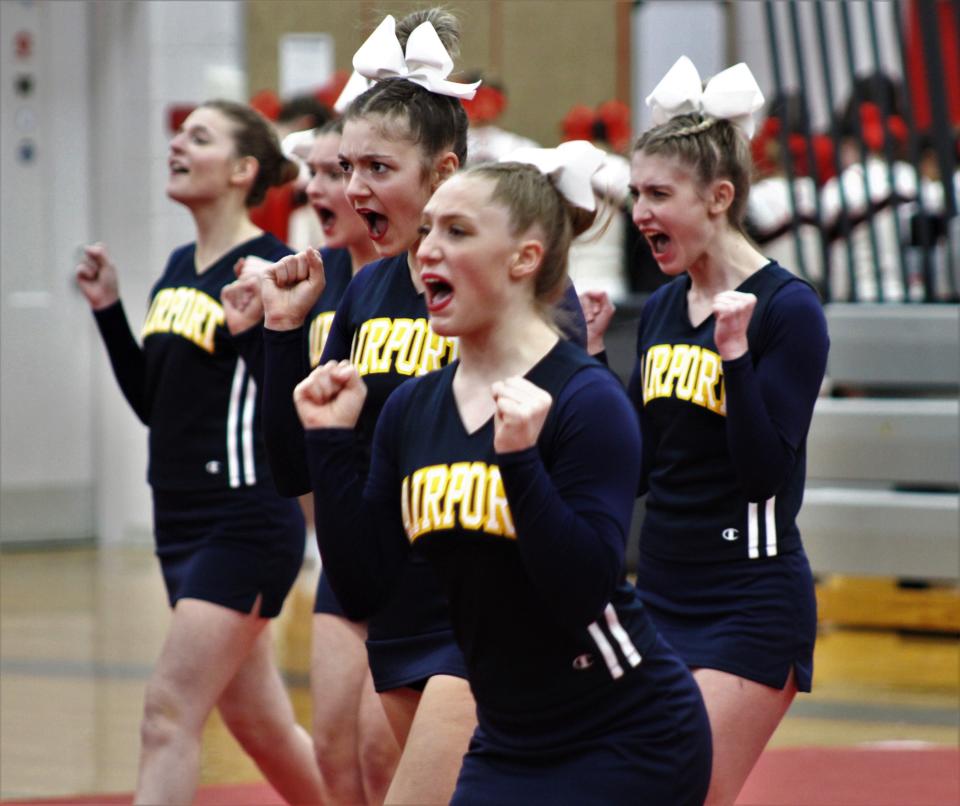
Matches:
[737,745,960,806]
[0,781,283,806]
[4,745,958,806]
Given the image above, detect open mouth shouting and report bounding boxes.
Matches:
[356,208,389,241]
[644,229,671,260]
[422,272,454,313]
[315,205,337,236]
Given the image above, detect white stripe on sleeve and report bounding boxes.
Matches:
[241,371,257,486]
[226,359,245,489]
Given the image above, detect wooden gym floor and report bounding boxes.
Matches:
[1,544,957,801]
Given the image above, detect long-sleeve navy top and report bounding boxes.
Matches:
[627,261,829,562]
[93,233,291,491]
[305,339,658,738]
[262,252,588,497]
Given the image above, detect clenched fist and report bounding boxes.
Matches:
[293,360,367,430]
[491,377,553,454]
[75,243,120,311]
[262,248,327,331]
[712,290,757,361]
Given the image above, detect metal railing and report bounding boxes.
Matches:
[750,0,958,303]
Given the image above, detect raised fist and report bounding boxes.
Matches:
[75,243,120,311]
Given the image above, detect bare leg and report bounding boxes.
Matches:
[134,598,268,805]
[694,667,798,806]
[378,686,421,749]
[217,625,325,804]
[311,614,399,805]
[383,675,476,806]
[357,671,400,805]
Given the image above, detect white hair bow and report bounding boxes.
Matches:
[502,140,607,212]
[345,14,479,105]
[646,56,764,138]
[280,128,316,185]
[333,70,373,114]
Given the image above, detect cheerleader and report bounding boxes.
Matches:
[626,57,829,805]
[294,143,712,805]
[222,118,397,805]
[76,100,323,804]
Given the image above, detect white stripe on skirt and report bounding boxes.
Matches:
[765,495,778,556]
[747,501,760,559]
[604,604,642,668]
[241,373,257,485]
[587,622,624,679]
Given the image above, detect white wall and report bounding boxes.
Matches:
[1,0,246,545]
[631,1,726,134]
[1,0,95,543]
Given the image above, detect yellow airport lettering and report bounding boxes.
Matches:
[643,344,672,402]
[308,312,335,367]
[354,318,392,373]
[419,465,449,534]
[643,343,725,415]
[393,319,427,375]
[673,345,701,400]
[484,467,515,537]
[404,462,516,542]
[352,317,458,377]
[142,287,223,354]
[691,348,723,414]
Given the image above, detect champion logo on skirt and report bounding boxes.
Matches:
[572,653,595,671]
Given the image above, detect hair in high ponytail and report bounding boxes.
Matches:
[344,8,469,168]
[633,112,753,231]
[462,162,597,315]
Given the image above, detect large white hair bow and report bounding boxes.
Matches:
[342,14,480,107]
[501,141,607,212]
[646,56,764,138]
[333,70,373,114]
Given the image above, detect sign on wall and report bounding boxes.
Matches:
[279,33,333,98]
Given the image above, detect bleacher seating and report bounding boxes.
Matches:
[801,303,959,581]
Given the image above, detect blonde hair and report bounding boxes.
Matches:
[463,162,596,311]
[633,113,752,231]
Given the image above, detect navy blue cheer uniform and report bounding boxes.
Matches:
[629,261,829,691]
[263,253,588,690]
[305,247,355,370]
[305,338,711,805]
[92,233,304,617]
[301,248,364,617]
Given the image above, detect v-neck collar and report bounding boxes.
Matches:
[446,338,563,438]
[682,262,773,329]
[192,234,266,277]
